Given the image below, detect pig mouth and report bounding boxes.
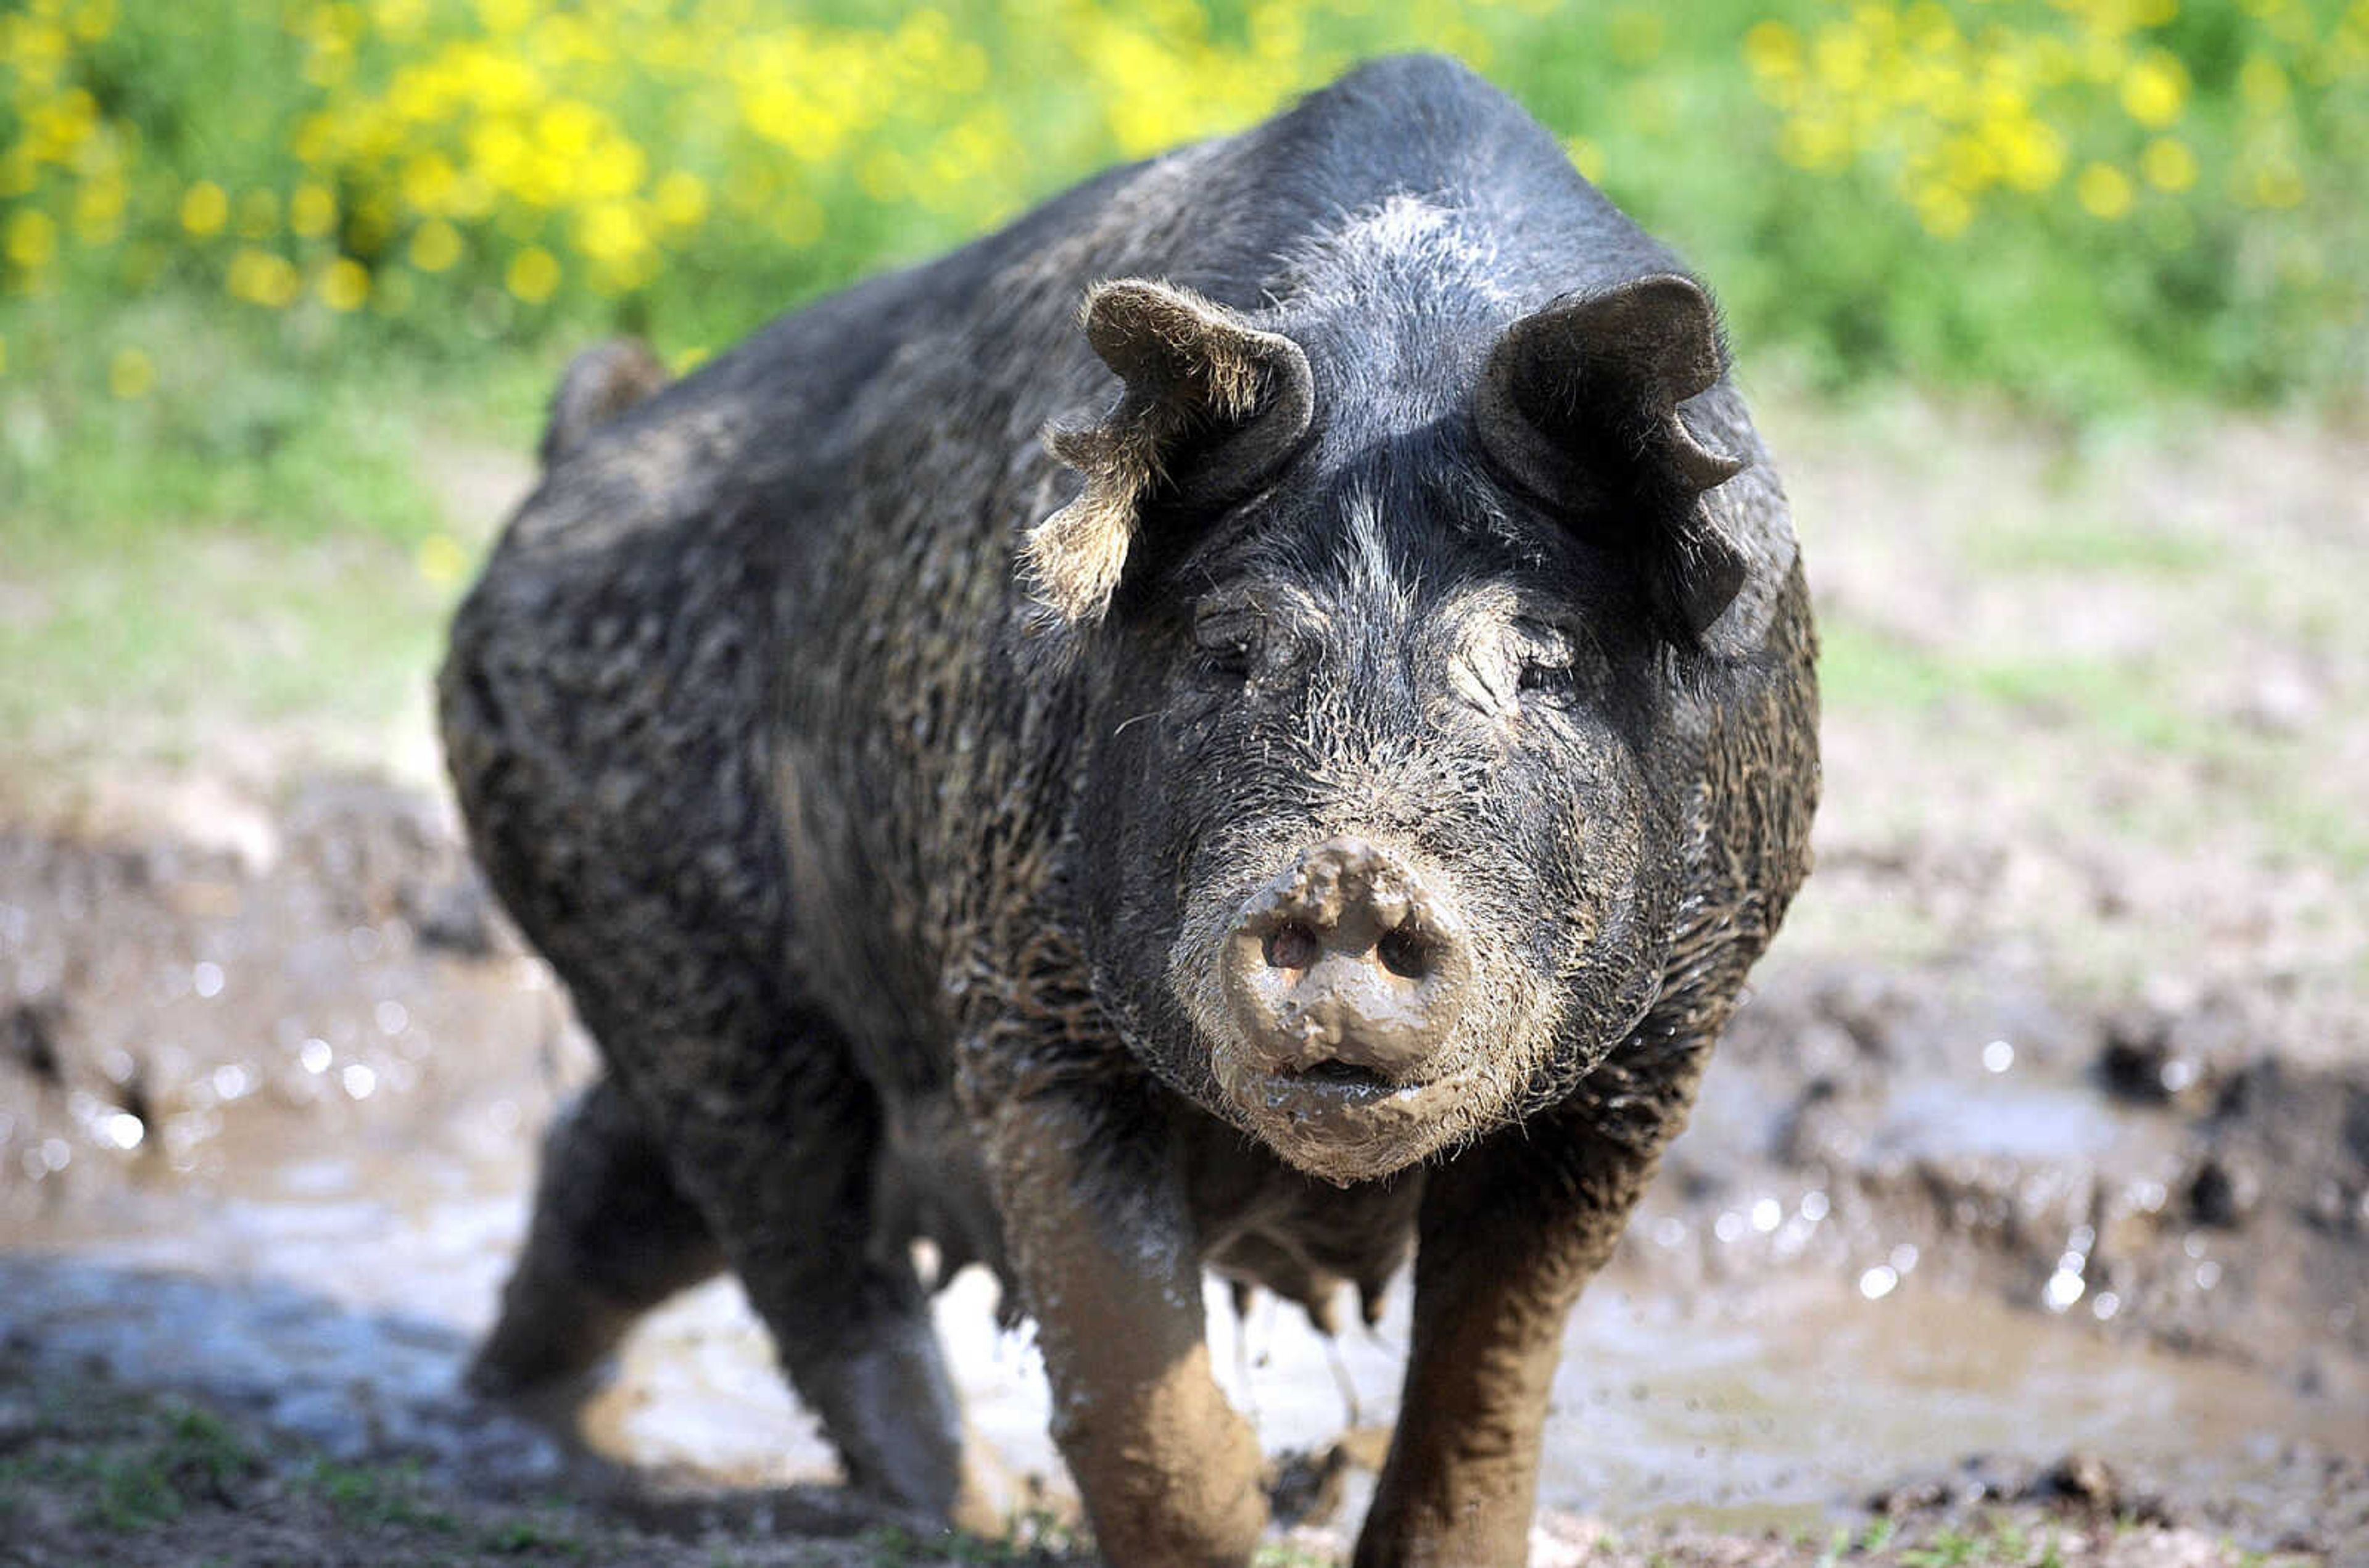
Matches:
[1275,1057,1403,1092]
[1216,1054,1474,1181]
[1254,1056,1422,1108]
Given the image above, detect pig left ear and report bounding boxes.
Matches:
[1475,274,1751,643]
[1025,280,1315,627]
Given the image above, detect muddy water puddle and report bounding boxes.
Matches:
[3,787,2365,1542]
[2,1197,2347,1533]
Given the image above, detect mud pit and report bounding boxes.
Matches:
[4,402,2366,1564]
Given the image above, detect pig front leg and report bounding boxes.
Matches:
[1355,1098,1681,1568]
[974,1083,1266,1567]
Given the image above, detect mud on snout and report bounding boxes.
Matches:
[1167,825,1568,1186]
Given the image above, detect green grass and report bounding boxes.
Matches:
[1892,1523,2069,1567]
[0,527,441,754]
[1962,516,2224,577]
[1815,619,2200,751]
[0,295,550,791]
[858,1516,1088,1565]
[476,1516,589,1558]
[1819,614,2369,874]
[306,1459,462,1535]
[0,1399,265,1534]
[2,294,552,551]
[1252,1546,1342,1567]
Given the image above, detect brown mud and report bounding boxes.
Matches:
[3,397,2366,1565]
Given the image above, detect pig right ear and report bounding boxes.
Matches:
[1474,274,1753,646]
[1025,280,1314,627]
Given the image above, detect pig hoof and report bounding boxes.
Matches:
[464,1300,630,1401]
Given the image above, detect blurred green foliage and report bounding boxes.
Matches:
[1,0,2363,435]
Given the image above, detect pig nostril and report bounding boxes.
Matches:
[1376,924,1429,980]
[1265,921,1320,971]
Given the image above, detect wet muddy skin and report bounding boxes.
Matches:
[2,775,2364,1561]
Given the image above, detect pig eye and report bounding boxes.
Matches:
[1191,601,1262,679]
[1511,622,1583,700]
[1516,657,1578,698]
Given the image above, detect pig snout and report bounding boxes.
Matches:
[1220,837,1473,1084]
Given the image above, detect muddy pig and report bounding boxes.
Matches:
[441,55,1817,1568]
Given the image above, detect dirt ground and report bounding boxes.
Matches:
[2,393,2364,1566]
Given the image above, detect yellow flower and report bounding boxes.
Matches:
[2028,35,2077,88]
[108,345,153,400]
[1941,134,2000,194]
[653,170,709,229]
[2075,162,2135,220]
[1778,115,1851,172]
[576,201,648,264]
[467,120,530,188]
[370,0,426,38]
[5,210,57,271]
[2238,54,2291,112]
[505,245,560,303]
[1993,118,2066,193]
[180,180,229,237]
[408,218,463,272]
[416,532,468,588]
[2243,160,2305,208]
[1565,135,1607,184]
[2141,136,2197,192]
[1813,28,1872,93]
[446,174,495,221]
[1901,1,1958,49]
[945,40,989,95]
[2120,51,2187,127]
[9,15,67,76]
[70,0,116,43]
[536,101,602,160]
[584,136,648,200]
[226,247,300,307]
[72,175,125,243]
[475,0,531,35]
[400,152,458,214]
[1914,183,1974,240]
[291,183,337,239]
[293,113,338,168]
[319,257,370,312]
[388,66,443,125]
[589,249,656,298]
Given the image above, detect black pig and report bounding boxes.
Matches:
[442,55,1817,1568]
